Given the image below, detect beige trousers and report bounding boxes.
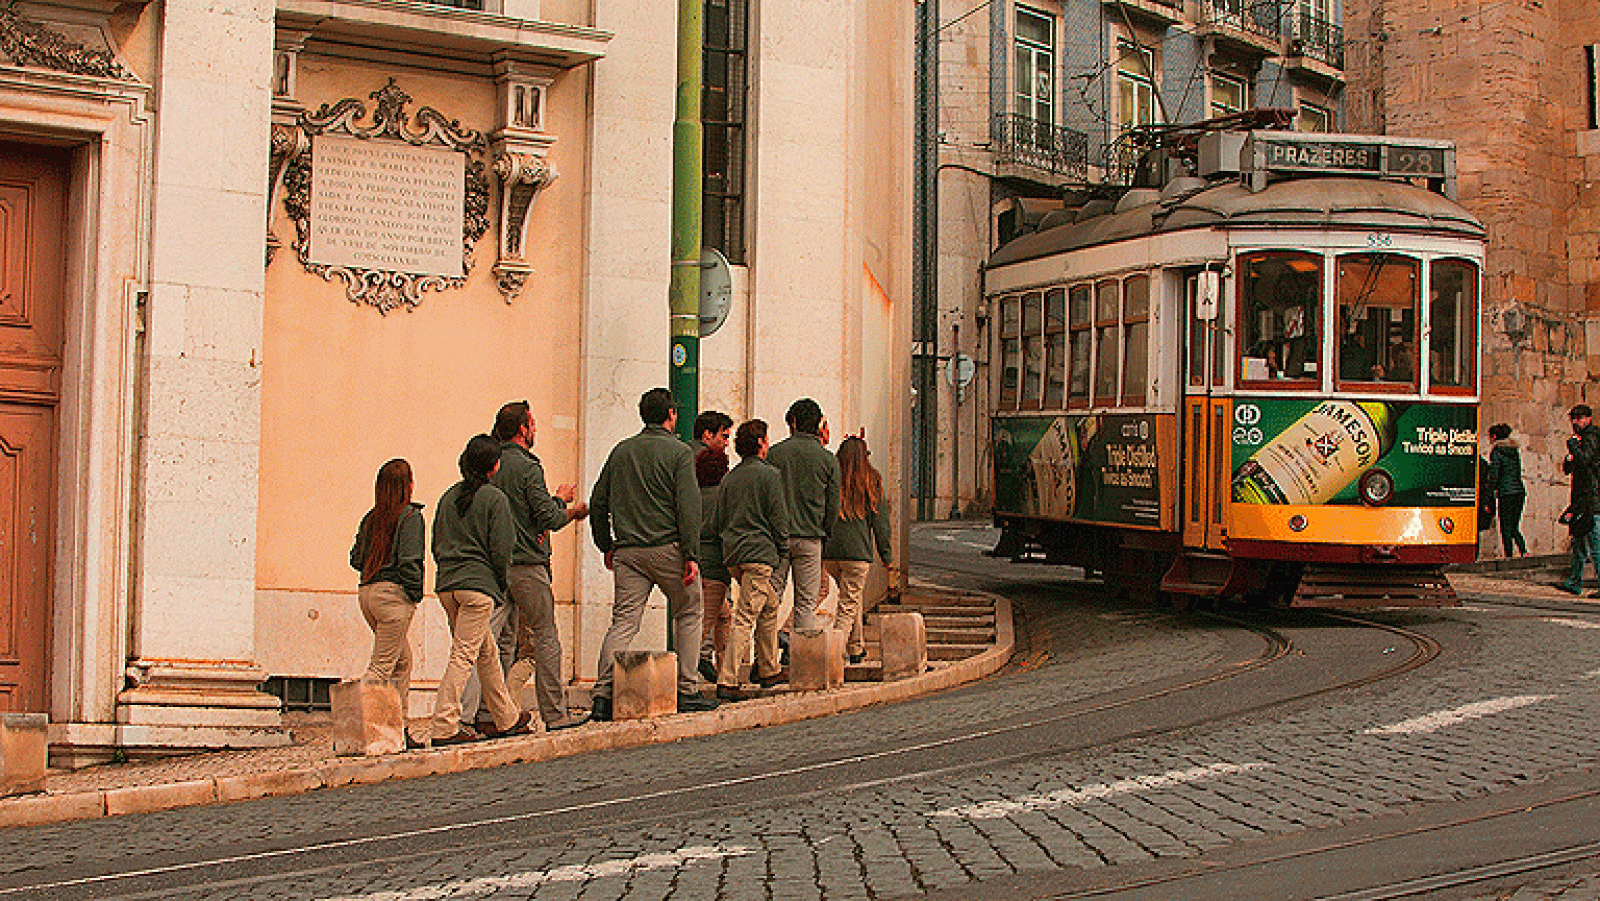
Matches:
[698,577,731,666]
[359,581,417,714]
[772,537,825,630]
[823,560,870,657]
[720,563,782,686]
[431,589,520,739]
[593,544,704,698]
[503,564,565,725]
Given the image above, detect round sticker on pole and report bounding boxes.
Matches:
[945,353,975,388]
[700,247,733,338]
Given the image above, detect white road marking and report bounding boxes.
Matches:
[1585,669,1600,680]
[928,762,1270,820]
[318,846,753,901]
[1542,617,1600,630]
[1364,695,1555,736]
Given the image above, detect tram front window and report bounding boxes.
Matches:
[1337,253,1419,389]
[1430,259,1478,391]
[1239,252,1320,385]
[1044,288,1066,407]
[1069,285,1091,406]
[1022,291,1044,408]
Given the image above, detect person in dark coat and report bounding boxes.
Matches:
[1559,405,1600,595]
[1486,423,1528,558]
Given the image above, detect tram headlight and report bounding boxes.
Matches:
[1439,516,1456,534]
[1358,468,1395,507]
[1288,514,1308,532]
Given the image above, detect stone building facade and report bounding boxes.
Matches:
[930,0,1347,517]
[1343,0,1596,556]
[0,0,911,763]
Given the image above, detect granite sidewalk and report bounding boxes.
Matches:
[0,583,1013,830]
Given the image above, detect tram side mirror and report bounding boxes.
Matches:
[1196,271,1221,321]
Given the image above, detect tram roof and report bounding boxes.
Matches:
[986,177,1486,270]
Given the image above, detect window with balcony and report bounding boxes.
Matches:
[1210,72,1248,118]
[1116,40,1158,131]
[1015,6,1055,129]
[1289,0,1343,68]
[704,0,749,263]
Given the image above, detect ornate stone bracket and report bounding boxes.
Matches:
[0,3,134,80]
[275,78,490,314]
[489,59,559,302]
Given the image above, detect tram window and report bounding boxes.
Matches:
[999,294,1021,408]
[1239,252,1320,385]
[1336,253,1419,388]
[1430,259,1478,391]
[1022,292,1045,408]
[1044,287,1067,408]
[1094,279,1120,405]
[1069,284,1091,406]
[1122,275,1150,404]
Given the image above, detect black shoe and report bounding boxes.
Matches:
[698,657,719,683]
[484,710,533,738]
[546,714,590,731]
[778,632,790,666]
[678,692,720,713]
[405,732,429,751]
[432,728,482,746]
[716,684,755,702]
[756,671,787,689]
[590,696,612,721]
[848,653,865,665]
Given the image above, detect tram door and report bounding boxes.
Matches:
[1182,271,1230,551]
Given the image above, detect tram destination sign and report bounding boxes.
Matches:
[1248,134,1451,180]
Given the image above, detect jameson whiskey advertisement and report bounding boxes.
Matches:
[1230,400,1476,507]
[994,414,1169,526]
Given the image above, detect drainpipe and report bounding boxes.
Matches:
[669,0,703,441]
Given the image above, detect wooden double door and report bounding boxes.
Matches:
[0,142,68,713]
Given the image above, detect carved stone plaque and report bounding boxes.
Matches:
[308,134,465,278]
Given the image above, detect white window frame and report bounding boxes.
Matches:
[1297,101,1331,133]
[1210,72,1248,118]
[1015,5,1056,127]
[1115,39,1159,130]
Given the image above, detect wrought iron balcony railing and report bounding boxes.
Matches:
[1201,0,1281,42]
[992,113,1089,180]
[1287,11,1345,69]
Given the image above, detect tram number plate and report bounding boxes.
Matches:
[1388,146,1447,175]
[1366,232,1393,247]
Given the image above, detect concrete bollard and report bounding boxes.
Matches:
[614,651,678,719]
[879,612,928,682]
[330,679,405,756]
[0,713,47,796]
[790,629,846,691]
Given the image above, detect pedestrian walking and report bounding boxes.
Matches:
[1486,423,1528,558]
[694,410,733,455]
[1559,405,1600,596]
[696,446,733,683]
[349,458,426,749]
[430,434,532,744]
[767,398,840,640]
[712,420,790,701]
[822,436,893,665]
[588,388,718,720]
[489,401,590,731]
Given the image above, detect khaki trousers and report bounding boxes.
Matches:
[358,581,417,714]
[698,578,731,666]
[720,563,781,686]
[503,564,565,725]
[593,545,704,699]
[823,560,870,657]
[431,589,520,739]
[772,537,824,629]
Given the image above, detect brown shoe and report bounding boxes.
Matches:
[716,684,755,702]
[432,728,482,746]
[484,710,533,738]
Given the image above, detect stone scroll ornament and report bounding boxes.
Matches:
[279,79,490,314]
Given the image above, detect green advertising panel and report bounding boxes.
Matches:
[994,413,1166,526]
[1229,399,1476,507]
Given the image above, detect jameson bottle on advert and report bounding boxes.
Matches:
[1233,401,1400,505]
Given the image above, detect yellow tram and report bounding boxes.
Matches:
[986,129,1484,607]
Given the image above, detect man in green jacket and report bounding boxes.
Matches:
[588,388,718,719]
[767,398,840,635]
[487,401,590,730]
[710,419,789,700]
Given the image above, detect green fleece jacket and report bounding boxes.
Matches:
[492,441,570,568]
[822,502,894,565]
[590,425,701,559]
[349,503,426,602]
[431,481,515,603]
[711,456,790,569]
[767,432,840,540]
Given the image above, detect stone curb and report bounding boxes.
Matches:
[0,591,1013,829]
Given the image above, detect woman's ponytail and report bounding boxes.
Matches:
[455,434,501,517]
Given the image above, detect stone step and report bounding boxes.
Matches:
[873,604,993,619]
[927,628,996,644]
[921,614,995,629]
[929,643,991,660]
[901,593,992,607]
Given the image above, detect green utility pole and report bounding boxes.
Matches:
[668,0,703,442]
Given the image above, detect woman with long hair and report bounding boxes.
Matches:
[695,446,733,682]
[822,435,893,665]
[430,434,531,745]
[350,458,426,747]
